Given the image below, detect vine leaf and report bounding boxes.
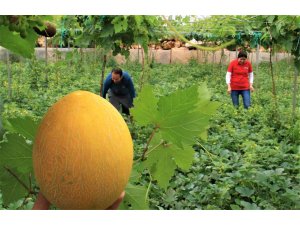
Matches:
[158,84,220,148]
[5,117,39,141]
[0,117,38,206]
[0,25,38,58]
[132,84,220,189]
[112,16,128,33]
[143,132,194,190]
[119,183,149,210]
[131,85,159,126]
[0,133,33,174]
[0,168,31,206]
[133,84,219,147]
[117,164,149,209]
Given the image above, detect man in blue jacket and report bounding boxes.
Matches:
[102,68,136,115]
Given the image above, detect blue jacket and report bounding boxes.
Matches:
[102,71,136,99]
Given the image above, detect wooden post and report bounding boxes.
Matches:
[255,44,260,89]
[292,65,299,122]
[139,47,146,91]
[44,37,49,85]
[6,50,12,100]
[45,37,48,65]
[94,44,97,65]
[99,54,107,97]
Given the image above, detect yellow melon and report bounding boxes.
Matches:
[32,90,133,209]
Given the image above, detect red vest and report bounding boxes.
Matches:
[228,59,253,90]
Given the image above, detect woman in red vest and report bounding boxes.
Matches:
[226,51,254,109]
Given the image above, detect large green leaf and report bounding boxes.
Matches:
[197,83,212,105]
[117,164,149,209]
[144,146,177,190]
[157,84,219,147]
[0,133,33,174]
[119,183,149,210]
[131,85,159,126]
[159,110,211,148]
[132,84,219,189]
[157,85,198,119]
[143,132,195,190]
[0,25,38,58]
[0,168,30,206]
[0,117,35,206]
[6,117,39,141]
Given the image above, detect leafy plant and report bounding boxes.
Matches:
[131,84,220,189]
[0,117,39,206]
[0,16,54,58]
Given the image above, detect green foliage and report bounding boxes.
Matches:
[0,50,299,210]
[74,16,161,57]
[120,183,149,210]
[256,16,300,67]
[0,25,38,58]
[0,117,39,206]
[131,84,220,189]
[118,165,149,210]
[5,117,39,141]
[143,132,195,189]
[0,133,33,174]
[0,166,32,206]
[0,97,3,140]
[130,85,158,126]
[0,16,54,58]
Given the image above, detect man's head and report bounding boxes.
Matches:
[237,51,247,65]
[111,68,123,83]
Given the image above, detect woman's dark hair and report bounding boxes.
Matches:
[111,68,123,76]
[238,51,247,58]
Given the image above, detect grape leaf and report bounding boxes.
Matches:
[0,25,38,58]
[127,163,145,184]
[159,110,211,148]
[112,16,128,33]
[6,117,39,141]
[0,117,36,206]
[143,132,195,190]
[157,85,199,119]
[118,164,149,209]
[0,133,33,174]
[157,85,218,147]
[131,85,159,126]
[132,84,219,189]
[144,146,177,190]
[0,167,31,206]
[119,183,149,210]
[197,83,211,104]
